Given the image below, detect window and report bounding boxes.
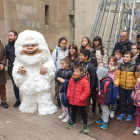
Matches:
[45,5,49,25]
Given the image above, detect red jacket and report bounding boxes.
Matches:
[67,74,90,106]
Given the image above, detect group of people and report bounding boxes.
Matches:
[52,31,140,135]
[0,30,140,135]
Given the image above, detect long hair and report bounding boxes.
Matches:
[80,37,91,51]
[58,37,67,47]
[92,36,104,55]
[68,44,79,63]
[108,56,118,66]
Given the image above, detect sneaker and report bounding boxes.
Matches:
[110,111,115,118]
[96,119,103,124]
[62,114,69,122]
[116,114,125,121]
[58,112,66,119]
[13,100,21,107]
[90,113,95,119]
[1,102,9,108]
[132,109,137,115]
[126,115,132,122]
[83,124,89,134]
[101,122,108,129]
[133,127,140,135]
[66,120,76,129]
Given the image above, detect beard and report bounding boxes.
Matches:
[9,38,16,44]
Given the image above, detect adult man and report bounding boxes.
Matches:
[5,30,20,107]
[0,40,8,108]
[112,31,133,56]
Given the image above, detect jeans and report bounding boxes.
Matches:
[11,77,20,101]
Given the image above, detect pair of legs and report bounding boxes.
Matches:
[19,91,58,115]
[136,106,140,127]
[119,87,134,115]
[71,105,87,124]
[59,93,68,113]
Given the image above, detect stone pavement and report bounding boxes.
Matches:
[0,80,96,140]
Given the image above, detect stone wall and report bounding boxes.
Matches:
[0,0,73,50]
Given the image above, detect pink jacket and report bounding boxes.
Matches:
[107,65,118,81]
[131,83,140,107]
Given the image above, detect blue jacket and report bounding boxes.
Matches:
[96,77,113,106]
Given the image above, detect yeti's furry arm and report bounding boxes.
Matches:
[43,59,56,83]
[12,59,27,87]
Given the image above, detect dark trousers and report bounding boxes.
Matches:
[0,85,6,103]
[71,105,87,124]
[119,87,134,115]
[11,77,20,101]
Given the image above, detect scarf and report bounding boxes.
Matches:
[72,73,85,82]
[124,60,134,66]
[120,39,130,53]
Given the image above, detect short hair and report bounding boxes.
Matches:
[73,64,83,71]
[108,56,118,66]
[80,49,90,60]
[114,49,122,55]
[60,57,71,68]
[124,51,133,58]
[121,30,129,36]
[130,44,138,49]
[9,30,18,37]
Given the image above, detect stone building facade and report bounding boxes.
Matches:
[0,0,99,50]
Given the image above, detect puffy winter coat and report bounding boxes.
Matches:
[67,74,90,106]
[114,60,139,90]
[131,83,140,107]
[55,68,73,93]
[96,77,113,106]
[107,65,118,81]
[52,45,68,71]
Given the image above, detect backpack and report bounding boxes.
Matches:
[61,80,69,107]
[83,62,91,82]
[104,80,118,105]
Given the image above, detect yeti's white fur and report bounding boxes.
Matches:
[12,30,58,115]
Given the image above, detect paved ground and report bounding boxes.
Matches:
[0,80,96,140]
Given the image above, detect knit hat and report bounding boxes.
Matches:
[96,66,108,80]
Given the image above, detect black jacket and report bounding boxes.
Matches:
[112,41,133,56]
[5,42,16,77]
[135,53,140,66]
[90,49,98,68]
[55,68,73,93]
[81,59,96,94]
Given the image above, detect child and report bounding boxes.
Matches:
[115,51,139,122]
[66,64,90,133]
[114,50,123,65]
[68,44,79,67]
[131,78,140,135]
[52,37,69,107]
[131,44,140,66]
[79,49,96,118]
[80,37,98,67]
[92,36,107,64]
[96,66,113,129]
[55,57,73,122]
[107,56,118,118]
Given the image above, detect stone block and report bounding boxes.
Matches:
[17,12,27,19]
[33,7,38,14]
[21,5,34,14]
[32,20,36,27]
[36,21,41,28]
[8,1,16,10]
[16,4,20,11]
[20,19,32,27]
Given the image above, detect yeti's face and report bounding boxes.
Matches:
[22,44,41,56]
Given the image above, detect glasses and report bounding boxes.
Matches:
[131,48,137,50]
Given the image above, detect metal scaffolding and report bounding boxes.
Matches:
[90,0,140,55]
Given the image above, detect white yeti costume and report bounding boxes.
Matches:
[12,30,58,115]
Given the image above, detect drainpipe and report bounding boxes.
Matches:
[73,0,75,44]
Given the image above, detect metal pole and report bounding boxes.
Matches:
[96,0,107,35]
[129,0,136,41]
[102,0,113,42]
[113,0,123,47]
[90,0,103,42]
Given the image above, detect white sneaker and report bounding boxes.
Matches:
[62,114,69,122]
[133,127,140,135]
[58,112,66,119]
[110,111,115,118]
